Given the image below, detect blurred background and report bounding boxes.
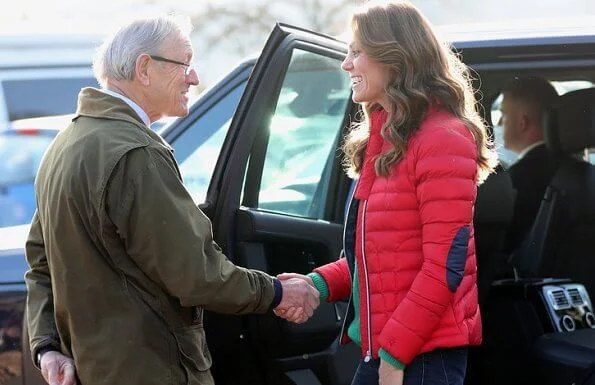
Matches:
[2,0,595,86]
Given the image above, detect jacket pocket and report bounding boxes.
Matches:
[173,325,212,376]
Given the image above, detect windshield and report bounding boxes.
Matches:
[0,131,54,226]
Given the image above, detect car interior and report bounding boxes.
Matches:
[466,68,595,385]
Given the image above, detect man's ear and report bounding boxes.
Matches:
[135,54,151,86]
[520,113,530,133]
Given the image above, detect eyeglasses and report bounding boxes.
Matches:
[149,55,193,76]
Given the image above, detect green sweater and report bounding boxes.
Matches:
[308,266,405,370]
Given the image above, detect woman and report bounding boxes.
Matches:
[278,1,497,384]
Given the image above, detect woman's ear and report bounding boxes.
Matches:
[135,54,152,86]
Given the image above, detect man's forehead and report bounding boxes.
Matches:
[163,34,194,58]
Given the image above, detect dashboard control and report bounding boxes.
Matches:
[584,312,595,329]
[560,315,576,332]
[543,284,593,332]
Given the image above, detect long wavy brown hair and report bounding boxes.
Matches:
[342,0,497,184]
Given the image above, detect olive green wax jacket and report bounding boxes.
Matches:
[25,88,275,385]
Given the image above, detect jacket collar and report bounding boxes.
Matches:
[75,87,172,151]
[352,104,443,200]
[76,87,149,129]
[101,88,151,126]
[517,141,545,160]
[354,109,388,200]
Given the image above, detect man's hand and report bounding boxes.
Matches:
[274,276,319,323]
[40,351,77,385]
[274,273,317,323]
[277,272,313,287]
[379,359,404,385]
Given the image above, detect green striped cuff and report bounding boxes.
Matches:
[379,348,406,370]
[308,272,329,302]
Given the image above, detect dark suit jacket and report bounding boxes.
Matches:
[505,143,560,252]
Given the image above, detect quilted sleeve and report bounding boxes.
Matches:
[312,257,352,302]
[378,122,478,364]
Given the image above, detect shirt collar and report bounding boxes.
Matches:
[101,88,151,127]
[518,140,545,159]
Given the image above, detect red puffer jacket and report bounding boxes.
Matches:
[314,107,482,365]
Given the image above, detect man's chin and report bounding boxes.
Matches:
[176,106,190,117]
[165,109,189,118]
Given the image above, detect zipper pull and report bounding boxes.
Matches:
[364,353,372,362]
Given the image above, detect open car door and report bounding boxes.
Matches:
[201,23,359,385]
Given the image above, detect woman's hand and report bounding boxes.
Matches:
[379,359,404,385]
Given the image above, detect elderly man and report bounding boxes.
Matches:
[24,15,318,385]
[498,76,560,252]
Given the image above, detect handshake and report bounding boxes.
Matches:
[273,273,320,324]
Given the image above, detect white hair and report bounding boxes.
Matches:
[93,14,193,87]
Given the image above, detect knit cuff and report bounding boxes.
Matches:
[269,278,283,310]
[379,348,406,370]
[308,272,329,302]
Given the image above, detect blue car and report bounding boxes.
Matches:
[0,121,62,227]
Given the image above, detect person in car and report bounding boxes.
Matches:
[498,76,560,253]
[276,1,497,384]
[24,15,318,385]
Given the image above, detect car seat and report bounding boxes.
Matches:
[465,164,515,385]
[513,87,595,296]
[473,164,516,307]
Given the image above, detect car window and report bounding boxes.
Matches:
[248,49,350,219]
[491,80,594,166]
[173,82,247,204]
[3,76,98,121]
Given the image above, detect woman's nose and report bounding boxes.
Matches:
[341,57,353,72]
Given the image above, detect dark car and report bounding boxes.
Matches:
[3,22,595,385]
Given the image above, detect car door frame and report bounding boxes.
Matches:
[206,24,350,247]
[202,23,359,385]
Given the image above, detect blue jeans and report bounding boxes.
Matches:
[350,347,468,385]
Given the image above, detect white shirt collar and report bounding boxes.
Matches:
[100,88,151,127]
[518,140,545,159]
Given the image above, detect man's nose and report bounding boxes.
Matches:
[186,68,199,86]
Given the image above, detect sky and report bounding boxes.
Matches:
[0,0,188,35]
[4,0,595,34]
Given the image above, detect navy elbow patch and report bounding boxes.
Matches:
[446,226,470,292]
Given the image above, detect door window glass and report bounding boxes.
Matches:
[173,82,247,204]
[252,49,350,219]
